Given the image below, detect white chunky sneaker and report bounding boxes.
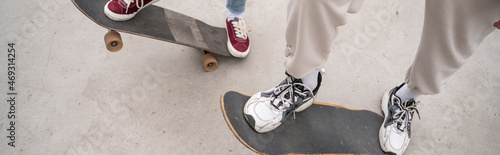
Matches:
[243,71,323,133]
[379,83,421,155]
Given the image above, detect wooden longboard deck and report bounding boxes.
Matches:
[221,91,386,155]
[72,0,231,56]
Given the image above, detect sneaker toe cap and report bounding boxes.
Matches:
[383,128,409,154]
[106,1,124,14]
[243,92,281,132]
[232,42,249,52]
[244,113,256,128]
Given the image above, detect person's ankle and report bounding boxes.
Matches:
[395,83,420,102]
[227,11,243,21]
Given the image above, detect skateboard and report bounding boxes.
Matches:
[220,91,386,154]
[72,0,234,72]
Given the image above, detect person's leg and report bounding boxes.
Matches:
[226,0,246,17]
[225,0,250,58]
[104,0,160,21]
[406,0,500,95]
[285,0,363,78]
[243,0,364,133]
[380,0,500,154]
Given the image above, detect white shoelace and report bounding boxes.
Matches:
[231,19,248,40]
[124,0,146,13]
[271,84,293,110]
[392,100,421,131]
[269,77,311,118]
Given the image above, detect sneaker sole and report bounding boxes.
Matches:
[295,96,315,112]
[379,90,391,153]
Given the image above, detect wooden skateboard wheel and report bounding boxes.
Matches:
[201,53,218,72]
[104,30,123,52]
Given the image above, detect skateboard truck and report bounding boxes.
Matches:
[103,29,219,72]
[102,30,219,72]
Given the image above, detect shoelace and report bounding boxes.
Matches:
[392,99,421,132]
[124,0,146,13]
[231,19,248,40]
[269,76,310,119]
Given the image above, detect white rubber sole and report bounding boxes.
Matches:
[379,90,391,153]
[227,39,250,58]
[295,96,315,112]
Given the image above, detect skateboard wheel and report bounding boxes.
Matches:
[201,53,218,72]
[104,30,123,52]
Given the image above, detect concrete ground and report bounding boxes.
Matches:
[1,0,499,154]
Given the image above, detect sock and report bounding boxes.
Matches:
[395,83,420,102]
[301,70,320,91]
[227,11,244,21]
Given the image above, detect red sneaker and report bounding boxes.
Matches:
[225,18,250,58]
[104,0,159,21]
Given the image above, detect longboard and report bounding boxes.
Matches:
[72,0,233,71]
[221,91,386,154]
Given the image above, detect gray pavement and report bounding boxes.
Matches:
[1,0,499,154]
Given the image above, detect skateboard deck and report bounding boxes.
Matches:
[72,0,232,71]
[221,91,386,154]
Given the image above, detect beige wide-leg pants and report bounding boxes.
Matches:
[284,0,500,95]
